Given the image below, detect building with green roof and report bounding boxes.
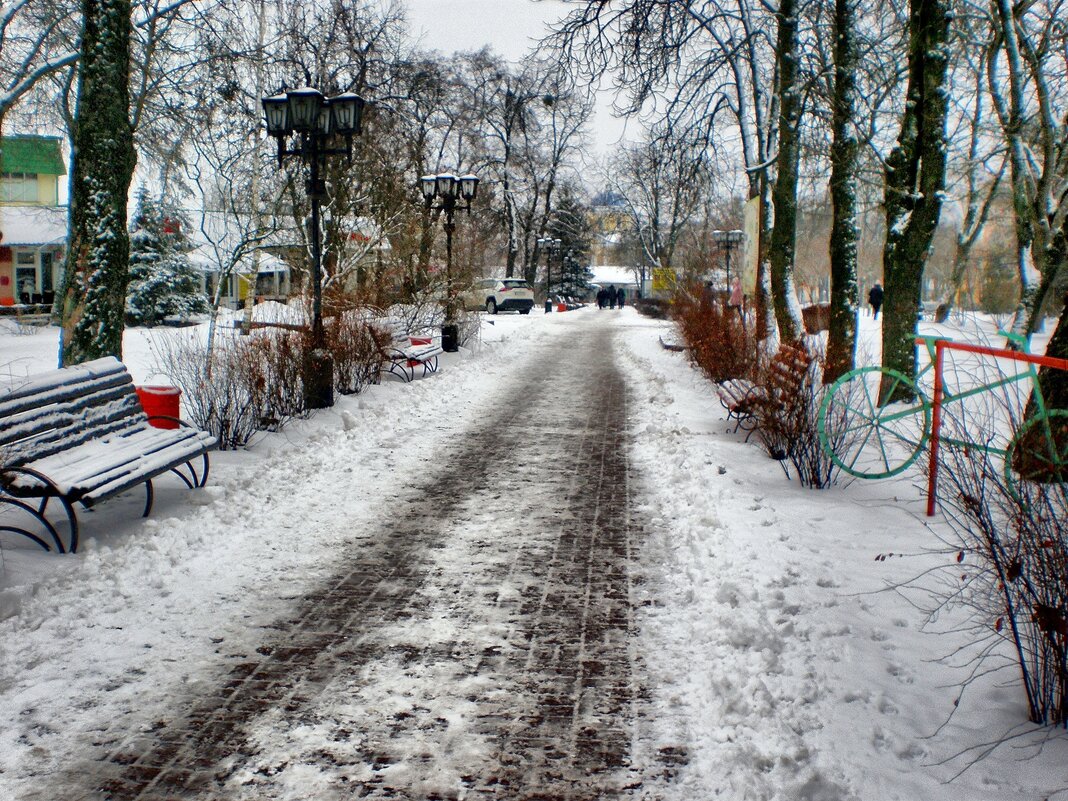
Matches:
[1,134,68,306]
[1,135,67,206]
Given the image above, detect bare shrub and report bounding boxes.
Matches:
[150,331,263,449]
[672,282,756,383]
[240,329,307,428]
[747,342,842,488]
[150,327,316,448]
[328,312,387,395]
[928,386,1068,727]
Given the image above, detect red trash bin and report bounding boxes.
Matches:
[136,385,181,429]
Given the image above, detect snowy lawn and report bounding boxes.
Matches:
[1,307,1066,799]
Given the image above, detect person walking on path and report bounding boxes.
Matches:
[616,286,626,309]
[597,287,607,309]
[608,285,617,309]
[868,283,884,320]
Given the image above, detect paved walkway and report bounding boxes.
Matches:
[55,321,677,799]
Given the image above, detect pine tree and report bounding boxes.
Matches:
[548,187,595,298]
[126,187,209,326]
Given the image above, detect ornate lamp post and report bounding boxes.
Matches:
[712,229,745,293]
[421,172,479,351]
[261,86,365,409]
[537,236,561,313]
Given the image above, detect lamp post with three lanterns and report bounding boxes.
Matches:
[420,173,479,351]
[261,86,366,409]
[537,236,561,313]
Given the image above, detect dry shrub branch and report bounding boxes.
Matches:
[671,283,840,488]
[930,378,1068,727]
[671,282,756,382]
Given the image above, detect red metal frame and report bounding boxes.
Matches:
[920,337,1068,516]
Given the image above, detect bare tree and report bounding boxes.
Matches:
[879,0,952,402]
[985,0,1068,337]
[604,125,712,285]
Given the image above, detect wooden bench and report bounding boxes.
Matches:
[714,379,764,438]
[375,323,444,383]
[0,357,217,553]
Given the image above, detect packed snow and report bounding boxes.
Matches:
[0,307,1065,799]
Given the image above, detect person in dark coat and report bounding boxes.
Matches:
[597,287,607,309]
[616,285,626,309]
[868,283,884,320]
[608,285,617,309]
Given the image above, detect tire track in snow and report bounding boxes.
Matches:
[52,317,668,800]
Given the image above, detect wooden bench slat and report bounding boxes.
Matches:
[0,358,130,408]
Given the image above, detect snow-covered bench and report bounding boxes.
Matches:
[0,357,217,553]
[372,320,444,383]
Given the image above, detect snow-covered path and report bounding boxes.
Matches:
[3,308,1067,800]
[9,315,669,799]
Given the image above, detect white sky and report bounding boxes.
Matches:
[403,0,633,158]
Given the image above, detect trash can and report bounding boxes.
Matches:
[441,323,459,353]
[136,385,181,429]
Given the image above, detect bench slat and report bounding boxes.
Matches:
[0,356,129,407]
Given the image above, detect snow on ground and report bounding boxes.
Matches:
[0,307,1066,799]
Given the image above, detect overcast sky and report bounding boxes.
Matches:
[403,0,632,158]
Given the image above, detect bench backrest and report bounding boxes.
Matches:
[0,357,148,468]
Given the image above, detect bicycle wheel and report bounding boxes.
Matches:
[1004,409,1068,487]
[819,366,931,479]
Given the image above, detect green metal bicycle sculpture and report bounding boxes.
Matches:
[818,331,1068,512]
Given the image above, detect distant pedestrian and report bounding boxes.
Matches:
[868,283,884,320]
[616,285,626,309]
[608,285,617,309]
[597,287,607,309]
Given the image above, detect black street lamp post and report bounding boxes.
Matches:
[712,229,745,292]
[537,236,561,313]
[421,173,479,352]
[261,86,365,409]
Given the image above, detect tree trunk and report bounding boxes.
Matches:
[825,0,859,383]
[768,0,805,345]
[879,0,951,402]
[57,0,136,366]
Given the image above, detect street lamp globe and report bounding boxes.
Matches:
[262,94,290,136]
[435,173,458,200]
[330,92,365,136]
[420,175,437,202]
[459,174,479,202]
[286,86,324,132]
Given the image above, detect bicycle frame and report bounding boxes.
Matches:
[920,333,1068,516]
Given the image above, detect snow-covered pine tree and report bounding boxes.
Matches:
[126,186,209,326]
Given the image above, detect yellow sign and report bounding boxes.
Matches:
[652,268,677,291]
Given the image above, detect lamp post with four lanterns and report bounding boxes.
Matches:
[261,86,366,409]
[712,229,745,293]
[420,172,479,351]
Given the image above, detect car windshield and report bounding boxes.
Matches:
[502,280,528,289]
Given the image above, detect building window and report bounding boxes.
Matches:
[1,172,38,202]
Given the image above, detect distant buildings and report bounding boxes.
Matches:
[0,135,68,306]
